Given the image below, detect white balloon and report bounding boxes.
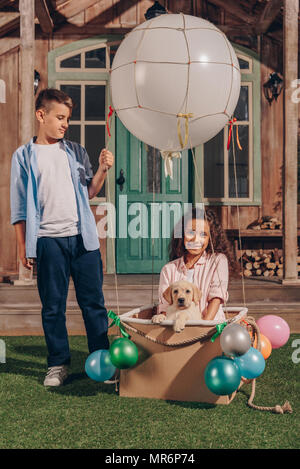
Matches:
[110,13,241,152]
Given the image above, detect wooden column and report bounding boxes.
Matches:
[282,0,299,284]
[15,0,35,285]
[20,0,35,143]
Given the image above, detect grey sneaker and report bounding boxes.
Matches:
[43,365,68,387]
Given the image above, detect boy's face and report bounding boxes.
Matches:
[36,101,71,141]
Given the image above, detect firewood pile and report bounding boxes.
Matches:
[239,249,283,278]
[247,216,282,230]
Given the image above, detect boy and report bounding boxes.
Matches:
[10,88,114,387]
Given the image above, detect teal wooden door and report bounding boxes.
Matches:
[116,118,190,273]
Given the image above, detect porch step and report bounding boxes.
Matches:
[2,276,300,303]
[1,277,300,334]
[0,305,299,335]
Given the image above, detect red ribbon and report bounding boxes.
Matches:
[106,105,114,138]
[227,117,237,150]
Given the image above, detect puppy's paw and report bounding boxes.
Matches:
[152,314,166,324]
[174,318,186,333]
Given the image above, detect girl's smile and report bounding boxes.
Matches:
[184,219,210,261]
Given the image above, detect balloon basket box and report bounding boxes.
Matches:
[119,305,247,404]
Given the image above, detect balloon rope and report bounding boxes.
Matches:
[105,108,120,321]
[176,113,194,148]
[113,105,230,122]
[178,12,192,147]
[188,134,229,316]
[229,136,292,414]
[151,147,156,307]
[231,128,246,308]
[111,59,239,75]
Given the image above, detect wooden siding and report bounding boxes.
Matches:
[0,45,19,277]
[0,0,296,276]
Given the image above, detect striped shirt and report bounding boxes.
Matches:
[158,251,229,321]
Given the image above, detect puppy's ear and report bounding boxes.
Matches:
[163,286,173,304]
[192,285,201,305]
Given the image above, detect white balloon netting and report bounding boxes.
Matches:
[110,13,241,152]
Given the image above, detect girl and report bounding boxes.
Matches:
[156,207,239,321]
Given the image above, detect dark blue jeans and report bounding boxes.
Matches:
[36,234,109,367]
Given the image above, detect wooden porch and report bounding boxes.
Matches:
[0,0,300,336]
[1,275,299,335]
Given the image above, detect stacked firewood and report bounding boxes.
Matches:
[239,249,283,278]
[247,216,282,230]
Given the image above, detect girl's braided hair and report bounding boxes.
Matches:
[168,206,240,277]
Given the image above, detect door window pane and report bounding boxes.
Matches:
[60,84,81,121]
[204,130,224,198]
[146,145,161,193]
[238,57,250,70]
[85,48,106,69]
[228,125,249,198]
[234,86,248,121]
[85,125,106,197]
[60,54,81,68]
[66,125,80,143]
[85,85,105,121]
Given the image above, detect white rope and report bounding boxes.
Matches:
[105,131,120,318]
[231,128,247,307]
[188,134,229,316]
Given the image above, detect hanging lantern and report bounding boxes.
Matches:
[144,1,167,20]
[263,72,283,105]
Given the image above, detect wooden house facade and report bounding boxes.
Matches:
[0,0,299,282]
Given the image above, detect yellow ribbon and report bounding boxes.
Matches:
[236,125,242,150]
[160,151,181,179]
[177,112,194,149]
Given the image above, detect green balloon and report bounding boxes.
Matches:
[109,338,138,369]
[204,356,241,396]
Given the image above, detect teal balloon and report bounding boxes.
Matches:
[109,338,138,369]
[204,356,242,396]
[85,349,116,382]
[234,347,265,379]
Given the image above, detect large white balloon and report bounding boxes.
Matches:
[110,13,241,152]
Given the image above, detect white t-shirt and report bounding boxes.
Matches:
[186,269,194,283]
[34,141,80,237]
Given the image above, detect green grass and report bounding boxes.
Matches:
[0,334,299,449]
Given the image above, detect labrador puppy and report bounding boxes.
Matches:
[152,280,202,332]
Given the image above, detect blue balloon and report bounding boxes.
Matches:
[85,349,116,382]
[234,347,265,379]
[204,356,242,396]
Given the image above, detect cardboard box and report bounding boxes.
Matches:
[119,306,247,404]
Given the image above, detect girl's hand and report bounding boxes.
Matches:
[99,149,114,173]
[203,298,221,320]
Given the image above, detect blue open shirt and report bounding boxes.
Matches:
[10,137,100,258]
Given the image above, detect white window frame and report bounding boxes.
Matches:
[56,80,107,144]
[56,79,108,203]
[56,43,109,73]
[201,54,255,204]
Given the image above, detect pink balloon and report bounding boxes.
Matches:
[256,315,290,349]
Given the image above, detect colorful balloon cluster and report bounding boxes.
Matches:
[205,315,290,396]
[85,312,139,382]
[85,337,139,382]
